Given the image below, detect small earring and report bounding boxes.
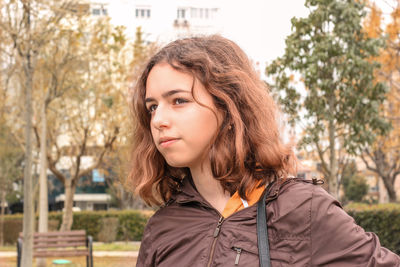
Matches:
[228,124,232,130]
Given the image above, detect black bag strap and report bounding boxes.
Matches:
[257,187,271,267]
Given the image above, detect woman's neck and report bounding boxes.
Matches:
[190,161,231,214]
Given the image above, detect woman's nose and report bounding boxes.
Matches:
[151,106,171,130]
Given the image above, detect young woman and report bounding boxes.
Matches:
[130,35,400,266]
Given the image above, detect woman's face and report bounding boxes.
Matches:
[145,63,220,169]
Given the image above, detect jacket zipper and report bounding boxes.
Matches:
[233,247,242,265]
[207,216,224,267]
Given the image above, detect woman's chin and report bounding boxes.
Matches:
[165,159,189,168]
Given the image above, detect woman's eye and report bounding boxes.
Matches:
[147,104,157,113]
[174,98,188,105]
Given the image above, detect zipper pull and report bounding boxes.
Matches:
[234,247,242,265]
[213,217,224,237]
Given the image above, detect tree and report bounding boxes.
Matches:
[0,0,70,267]
[0,112,24,246]
[0,6,24,237]
[0,1,75,265]
[100,26,154,211]
[33,10,84,248]
[42,17,132,231]
[30,14,84,266]
[129,26,158,84]
[102,147,146,210]
[360,1,400,202]
[266,0,389,198]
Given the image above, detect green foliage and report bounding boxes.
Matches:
[131,26,153,77]
[341,161,358,183]
[2,207,400,255]
[70,212,103,238]
[341,161,369,202]
[344,175,369,202]
[0,119,24,198]
[97,217,119,243]
[266,0,390,154]
[1,210,152,245]
[133,26,146,61]
[116,210,149,241]
[2,218,22,245]
[346,203,400,254]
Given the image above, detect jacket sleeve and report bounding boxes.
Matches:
[136,218,156,267]
[310,186,400,267]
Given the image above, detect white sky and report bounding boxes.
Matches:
[107,0,394,70]
[218,0,309,65]
[216,0,395,68]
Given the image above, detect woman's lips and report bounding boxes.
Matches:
[159,138,179,147]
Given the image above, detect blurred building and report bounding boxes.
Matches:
[8,167,112,214]
[49,168,111,212]
[55,193,111,211]
[289,127,400,203]
[80,0,223,44]
[296,159,320,180]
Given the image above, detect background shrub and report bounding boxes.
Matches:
[97,217,119,243]
[345,203,400,255]
[2,210,152,245]
[71,211,103,239]
[3,216,23,245]
[116,210,149,241]
[2,205,399,255]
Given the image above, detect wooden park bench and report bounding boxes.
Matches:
[17,230,93,267]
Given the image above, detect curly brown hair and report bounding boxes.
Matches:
[129,35,296,206]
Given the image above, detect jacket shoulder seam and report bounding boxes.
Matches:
[310,185,315,266]
[138,212,157,266]
[147,214,156,256]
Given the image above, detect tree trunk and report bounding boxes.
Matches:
[21,66,34,267]
[116,184,124,209]
[60,178,76,231]
[328,96,338,199]
[37,99,48,267]
[381,174,398,202]
[0,189,6,246]
[361,149,398,203]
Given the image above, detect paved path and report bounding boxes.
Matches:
[0,252,15,258]
[0,251,139,258]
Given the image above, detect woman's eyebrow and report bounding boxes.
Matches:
[145,89,191,103]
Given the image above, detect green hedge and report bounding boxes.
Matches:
[1,210,153,245]
[2,216,23,245]
[2,205,400,255]
[345,203,400,255]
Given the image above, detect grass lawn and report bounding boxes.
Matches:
[0,256,137,267]
[0,246,14,251]
[93,242,140,251]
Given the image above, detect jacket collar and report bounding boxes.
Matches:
[173,174,214,208]
[171,174,292,208]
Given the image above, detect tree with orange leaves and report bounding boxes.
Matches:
[362,1,400,202]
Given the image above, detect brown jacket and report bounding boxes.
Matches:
[137,177,400,266]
